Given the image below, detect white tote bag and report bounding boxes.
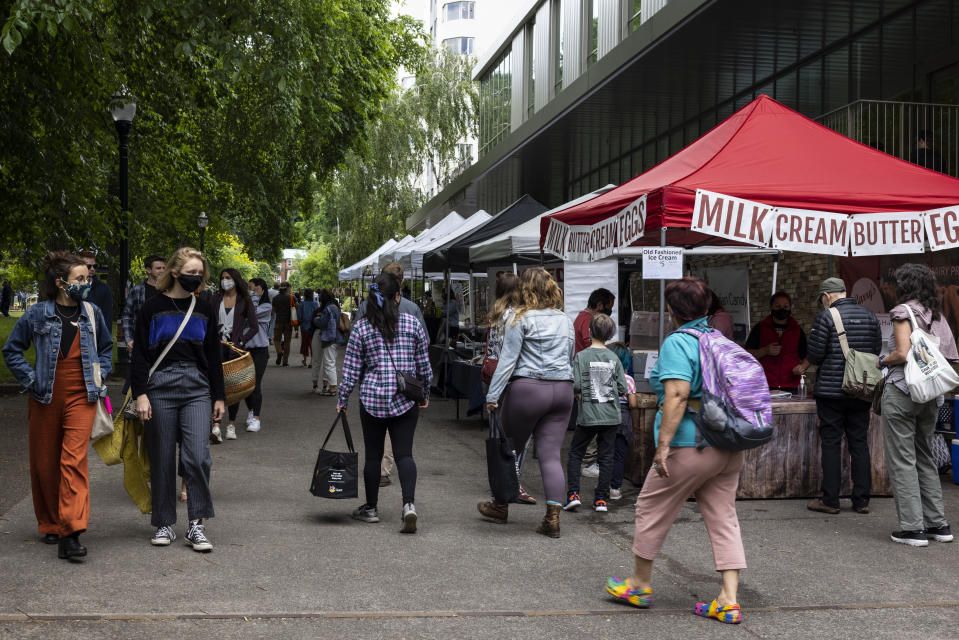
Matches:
[902,305,959,403]
[83,303,114,441]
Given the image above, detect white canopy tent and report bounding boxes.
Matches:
[394,211,492,275]
[379,212,464,271]
[337,237,403,281]
[468,186,616,266]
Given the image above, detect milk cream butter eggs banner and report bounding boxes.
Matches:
[693,189,941,256]
[543,194,647,262]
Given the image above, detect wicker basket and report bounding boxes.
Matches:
[222,342,256,406]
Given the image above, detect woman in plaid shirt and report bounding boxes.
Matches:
[337,273,431,533]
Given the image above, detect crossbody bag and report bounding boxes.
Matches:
[382,331,426,404]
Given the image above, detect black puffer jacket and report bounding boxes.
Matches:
[807,298,882,399]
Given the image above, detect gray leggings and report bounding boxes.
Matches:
[500,378,573,504]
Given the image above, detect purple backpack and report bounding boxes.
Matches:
[677,327,773,451]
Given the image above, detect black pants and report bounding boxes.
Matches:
[816,396,871,509]
[360,404,419,506]
[228,346,269,421]
[566,423,618,500]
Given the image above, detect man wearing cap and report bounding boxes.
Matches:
[805,277,882,515]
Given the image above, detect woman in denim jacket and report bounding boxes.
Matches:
[2,252,113,561]
[481,268,574,537]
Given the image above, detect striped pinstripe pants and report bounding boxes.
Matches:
[145,363,215,527]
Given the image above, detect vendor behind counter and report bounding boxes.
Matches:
[744,291,809,393]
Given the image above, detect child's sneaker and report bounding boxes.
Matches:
[593,498,608,512]
[562,491,581,511]
[609,488,623,500]
[605,577,652,608]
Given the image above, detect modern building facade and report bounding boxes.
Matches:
[408,0,959,231]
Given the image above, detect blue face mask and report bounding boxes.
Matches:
[63,282,91,302]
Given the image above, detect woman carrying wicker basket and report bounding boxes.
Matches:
[211,268,260,442]
[131,247,224,553]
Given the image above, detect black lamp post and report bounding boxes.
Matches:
[197,211,209,252]
[110,88,136,375]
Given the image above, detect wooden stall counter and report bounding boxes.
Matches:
[623,396,891,499]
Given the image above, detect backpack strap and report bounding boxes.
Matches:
[674,327,704,339]
[827,307,851,359]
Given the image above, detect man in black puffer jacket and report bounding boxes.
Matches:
[804,278,882,516]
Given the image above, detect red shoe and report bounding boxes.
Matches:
[516,486,536,504]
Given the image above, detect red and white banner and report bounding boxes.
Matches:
[770,207,849,256]
[692,190,772,247]
[849,212,925,256]
[543,194,646,262]
[923,206,959,252]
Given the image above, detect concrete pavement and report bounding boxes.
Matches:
[1,355,958,639]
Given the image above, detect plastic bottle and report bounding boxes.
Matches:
[798,374,807,400]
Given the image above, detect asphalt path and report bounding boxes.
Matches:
[1,351,958,639]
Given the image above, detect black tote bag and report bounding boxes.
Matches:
[310,412,359,499]
[486,410,519,503]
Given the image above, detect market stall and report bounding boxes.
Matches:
[541,95,959,496]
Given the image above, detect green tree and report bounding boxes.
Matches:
[289,245,339,292]
[0,0,425,273]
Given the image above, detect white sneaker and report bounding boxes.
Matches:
[581,463,600,478]
[610,488,623,500]
[225,424,237,440]
[401,502,417,534]
[210,425,223,444]
[245,413,253,426]
[247,417,261,432]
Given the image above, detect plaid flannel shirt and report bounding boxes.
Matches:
[121,280,148,342]
[337,313,432,418]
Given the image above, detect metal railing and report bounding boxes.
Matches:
[816,99,959,178]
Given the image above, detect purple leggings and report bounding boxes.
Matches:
[500,378,574,503]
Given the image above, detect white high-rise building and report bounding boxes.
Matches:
[393,0,515,198]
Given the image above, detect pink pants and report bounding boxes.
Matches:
[633,446,746,571]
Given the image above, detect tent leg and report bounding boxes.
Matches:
[771,254,780,295]
[658,228,666,346]
[512,263,517,275]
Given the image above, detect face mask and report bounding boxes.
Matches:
[178,274,203,293]
[221,279,235,291]
[63,282,91,302]
[771,308,791,321]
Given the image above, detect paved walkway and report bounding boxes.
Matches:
[1,355,958,639]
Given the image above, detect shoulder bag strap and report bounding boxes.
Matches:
[827,307,851,359]
[321,412,355,453]
[903,303,919,331]
[148,295,196,380]
[83,302,103,386]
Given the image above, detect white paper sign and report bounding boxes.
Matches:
[923,206,959,251]
[849,212,925,256]
[542,194,647,262]
[643,352,659,380]
[692,190,773,247]
[770,207,850,255]
[641,247,684,280]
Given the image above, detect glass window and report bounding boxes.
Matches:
[442,37,475,55]
[444,1,475,22]
[553,0,564,94]
[478,48,512,157]
[627,0,641,33]
[587,0,598,67]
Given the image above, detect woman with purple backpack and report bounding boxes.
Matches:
[605,277,747,625]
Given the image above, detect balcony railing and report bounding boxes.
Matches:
[816,99,959,178]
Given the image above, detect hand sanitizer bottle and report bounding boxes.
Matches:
[798,374,807,400]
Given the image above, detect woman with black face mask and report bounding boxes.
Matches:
[130,247,225,553]
[745,291,809,392]
[2,251,113,561]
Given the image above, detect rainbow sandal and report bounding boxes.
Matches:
[605,577,652,608]
[694,599,742,624]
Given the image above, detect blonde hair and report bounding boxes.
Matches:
[156,247,209,292]
[512,268,563,323]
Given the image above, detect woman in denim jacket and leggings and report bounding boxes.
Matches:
[480,268,574,537]
[3,252,113,561]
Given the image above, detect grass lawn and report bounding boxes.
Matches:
[0,310,120,384]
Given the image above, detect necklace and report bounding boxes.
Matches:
[55,303,80,327]
[169,294,192,312]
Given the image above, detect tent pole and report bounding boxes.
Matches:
[771,253,780,295]
[468,269,474,337]
[512,263,517,275]
[658,227,666,346]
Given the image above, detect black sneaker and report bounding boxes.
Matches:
[890,530,928,547]
[925,525,953,542]
[185,520,213,552]
[352,503,379,523]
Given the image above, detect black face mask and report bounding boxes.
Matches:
[771,308,791,321]
[178,274,203,293]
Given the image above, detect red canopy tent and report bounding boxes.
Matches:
[540,95,959,255]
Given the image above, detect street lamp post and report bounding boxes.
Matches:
[197,211,209,252]
[110,88,136,376]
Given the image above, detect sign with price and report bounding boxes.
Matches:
[641,247,684,280]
